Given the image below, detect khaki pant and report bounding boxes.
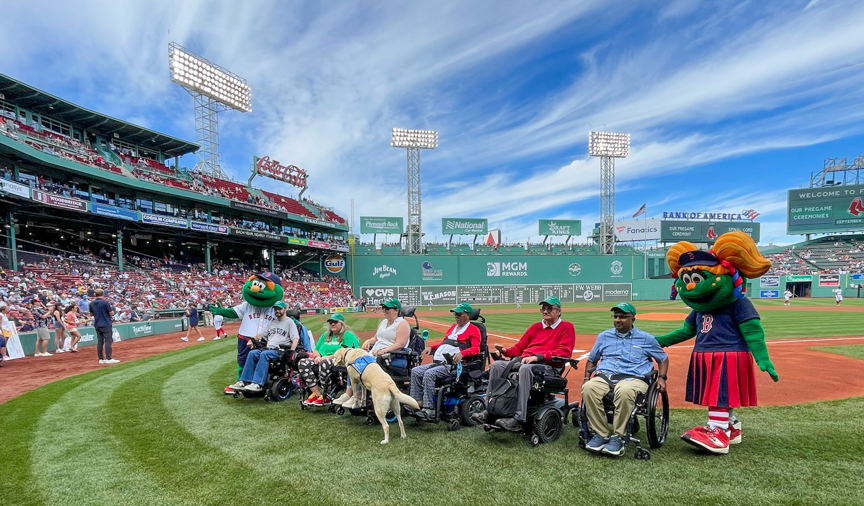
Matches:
[204,311,214,327]
[581,376,648,437]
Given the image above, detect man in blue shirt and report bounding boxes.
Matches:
[89,289,119,365]
[581,302,668,457]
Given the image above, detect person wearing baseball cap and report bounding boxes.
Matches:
[580,302,668,457]
[229,300,299,393]
[299,312,361,406]
[362,297,410,357]
[473,295,576,431]
[410,302,482,419]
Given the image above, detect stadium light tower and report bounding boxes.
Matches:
[589,131,630,255]
[391,128,438,255]
[169,42,252,179]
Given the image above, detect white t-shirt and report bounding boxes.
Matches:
[214,314,224,330]
[232,301,277,337]
[434,322,471,363]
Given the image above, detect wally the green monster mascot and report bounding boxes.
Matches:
[210,272,284,394]
[656,231,778,455]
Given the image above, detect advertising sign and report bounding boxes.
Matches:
[232,228,283,242]
[760,290,779,298]
[142,213,188,229]
[324,255,345,274]
[254,155,307,188]
[442,218,488,235]
[230,200,288,219]
[787,184,864,234]
[539,219,582,236]
[287,237,308,246]
[91,203,139,221]
[660,220,760,243]
[786,275,812,282]
[819,274,840,286]
[190,221,229,234]
[0,179,31,198]
[760,276,780,287]
[613,219,661,241]
[31,190,88,212]
[360,216,404,234]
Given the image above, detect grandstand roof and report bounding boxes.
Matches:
[0,73,198,157]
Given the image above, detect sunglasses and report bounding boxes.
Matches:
[328,320,341,324]
[453,312,465,316]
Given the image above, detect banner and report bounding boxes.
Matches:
[539,219,581,236]
[91,203,139,221]
[760,290,779,298]
[232,228,283,242]
[142,213,188,229]
[442,218,488,235]
[613,219,661,241]
[360,216,403,234]
[819,274,839,286]
[660,220,760,242]
[760,276,780,287]
[230,200,288,219]
[787,184,864,234]
[190,221,229,234]
[0,179,31,198]
[786,275,812,282]
[362,282,633,306]
[287,237,308,246]
[32,190,88,212]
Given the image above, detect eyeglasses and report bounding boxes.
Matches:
[540,306,559,313]
[328,321,340,324]
[453,312,465,316]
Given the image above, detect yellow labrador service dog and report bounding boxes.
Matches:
[333,347,420,444]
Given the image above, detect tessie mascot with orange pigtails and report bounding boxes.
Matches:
[655,232,779,455]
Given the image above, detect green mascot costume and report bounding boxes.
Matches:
[655,231,778,455]
[209,271,284,394]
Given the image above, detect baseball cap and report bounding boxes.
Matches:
[273,301,287,309]
[610,302,636,315]
[256,271,282,286]
[450,302,474,315]
[327,313,345,323]
[381,298,402,310]
[539,296,561,308]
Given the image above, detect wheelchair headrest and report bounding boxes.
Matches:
[469,308,484,322]
[286,308,301,320]
[400,306,417,318]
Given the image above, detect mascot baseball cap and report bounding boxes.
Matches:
[381,298,402,310]
[273,301,287,309]
[540,296,561,307]
[678,250,719,268]
[610,302,636,315]
[257,272,282,285]
[450,302,474,314]
[327,313,345,323]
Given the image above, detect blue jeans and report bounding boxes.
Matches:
[240,349,281,386]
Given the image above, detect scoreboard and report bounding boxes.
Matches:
[360,283,632,307]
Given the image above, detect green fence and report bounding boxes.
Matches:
[16,319,187,356]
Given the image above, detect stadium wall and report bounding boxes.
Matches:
[16,319,186,356]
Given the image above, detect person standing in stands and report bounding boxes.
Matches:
[51,302,68,353]
[90,289,119,364]
[181,301,205,342]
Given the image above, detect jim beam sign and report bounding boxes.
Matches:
[254,155,308,187]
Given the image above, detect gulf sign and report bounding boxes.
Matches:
[324,255,345,274]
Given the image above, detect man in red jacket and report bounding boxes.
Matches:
[472,296,576,431]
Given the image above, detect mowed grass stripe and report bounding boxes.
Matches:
[31,345,226,506]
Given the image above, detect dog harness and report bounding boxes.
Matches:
[350,355,376,379]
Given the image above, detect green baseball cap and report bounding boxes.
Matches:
[450,302,474,315]
[273,301,287,309]
[610,302,636,315]
[381,298,402,310]
[327,313,345,323]
[539,296,561,307]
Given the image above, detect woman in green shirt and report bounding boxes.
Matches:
[298,313,360,405]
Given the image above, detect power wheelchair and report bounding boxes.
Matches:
[409,308,489,431]
[483,353,581,446]
[577,368,670,460]
[335,306,425,426]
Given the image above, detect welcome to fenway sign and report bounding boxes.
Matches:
[253,156,308,188]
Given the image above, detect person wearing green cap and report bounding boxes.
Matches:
[409,302,482,419]
[580,302,668,457]
[473,295,576,431]
[298,313,360,405]
[229,300,300,393]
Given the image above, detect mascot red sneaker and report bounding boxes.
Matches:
[655,232,779,454]
[209,272,284,394]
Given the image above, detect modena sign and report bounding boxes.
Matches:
[255,156,308,188]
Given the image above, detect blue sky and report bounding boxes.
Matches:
[3,0,864,246]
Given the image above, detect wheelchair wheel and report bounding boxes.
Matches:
[533,409,563,444]
[645,383,670,449]
[460,395,486,427]
[448,420,460,432]
[269,379,291,402]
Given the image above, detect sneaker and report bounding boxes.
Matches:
[470,410,489,424]
[729,420,742,445]
[343,397,360,409]
[197,337,205,341]
[229,381,247,390]
[42,352,53,356]
[224,386,236,395]
[180,337,189,342]
[68,348,78,353]
[213,336,222,340]
[307,395,326,406]
[55,348,65,353]
[495,417,523,432]
[601,435,626,457]
[585,434,610,453]
[99,359,106,364]
[682,426,730,454]
[305,393,320,403]
[333,392,352,405]
[244,383,263,392]
[105,359,120,364]
[416,408,436,420]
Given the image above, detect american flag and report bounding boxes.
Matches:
[632,203,647,218]
[742,209,760,221]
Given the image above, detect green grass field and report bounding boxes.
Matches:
[2,299,863,505]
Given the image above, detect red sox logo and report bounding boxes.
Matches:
[701,314,714,333]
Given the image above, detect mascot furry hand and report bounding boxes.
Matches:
[210,272,284,393]
[655,231,776,455]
